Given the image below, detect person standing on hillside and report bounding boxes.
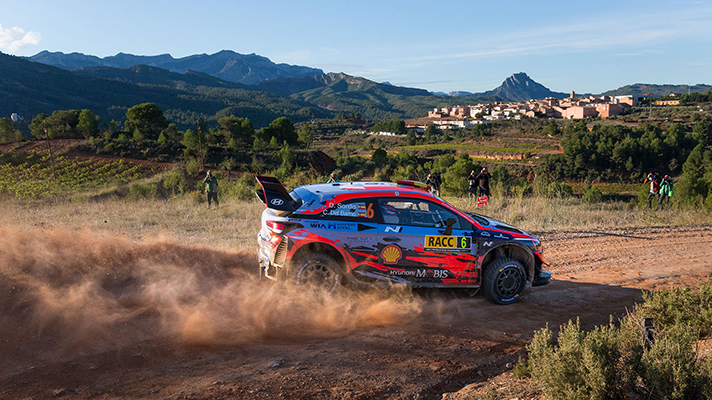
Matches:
[203,170,219,208]
[475,167,491,197]
[327,172,339,183]
[656,175,674,210]
[468,170,478,198]
[644,173,660,209]
[425,173,441,197]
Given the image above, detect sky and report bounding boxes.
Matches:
[1,0,711,94]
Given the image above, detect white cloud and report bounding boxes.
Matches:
[0,24,41,52]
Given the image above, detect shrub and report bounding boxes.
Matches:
[185,156,201,176]
[527,282,712,400]
[583,185,604,202]
[163,170,188,195]
[547,181,574,198]
[527,319,623,400]
[128,182,157,199]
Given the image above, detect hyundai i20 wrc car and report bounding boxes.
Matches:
[255,176,550,305]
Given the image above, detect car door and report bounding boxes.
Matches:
[377,198,477,286]
[316,197,382,270]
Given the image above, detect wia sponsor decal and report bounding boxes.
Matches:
[424,235,471,251]
[308,221,356,231]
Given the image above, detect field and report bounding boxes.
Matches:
[1,193,712,399]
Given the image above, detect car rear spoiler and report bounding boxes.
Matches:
[254,175,297,212]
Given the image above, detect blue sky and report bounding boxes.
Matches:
[1,0,711,94]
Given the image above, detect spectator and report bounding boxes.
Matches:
[643,173,660,209]
[327,172,340,183]
[475,167,491,197]
[468,170,478,197]
[656,175,674,210]
[425,173,441,197]
[202,170,219,208]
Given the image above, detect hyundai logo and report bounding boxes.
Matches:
[271,198,284,206]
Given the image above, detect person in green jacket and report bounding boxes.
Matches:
[656,175,674,210]
[202,170,219,208]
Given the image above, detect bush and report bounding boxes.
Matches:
[162,170,188,195]
[583,185,604,202]
[128,182,158,199]
[527,319,623,400]
[527,282,712,400]
[547,181,574,198]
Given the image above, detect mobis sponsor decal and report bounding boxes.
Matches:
[388,268,452,279]
[424,235,472,252]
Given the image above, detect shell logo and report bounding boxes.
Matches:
[381,245,402,264]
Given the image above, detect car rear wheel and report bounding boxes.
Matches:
[482,257,526,305]
[293,253,341,294]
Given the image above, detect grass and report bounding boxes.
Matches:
[0,196,264,252]
[446,195,712,235]
[2,193,711,254]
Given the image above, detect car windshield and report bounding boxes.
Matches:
[465,212,490,226]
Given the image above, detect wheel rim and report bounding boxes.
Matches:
[298,261,338,292]
[496,266,523,298]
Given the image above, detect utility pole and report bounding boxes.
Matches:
[196,121,204,171]
[43,121,57,180]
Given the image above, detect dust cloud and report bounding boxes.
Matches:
[0,226,422,370]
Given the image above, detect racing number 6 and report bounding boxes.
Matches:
[366,203,375,219]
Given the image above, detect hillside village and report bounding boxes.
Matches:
[409,91,638,131]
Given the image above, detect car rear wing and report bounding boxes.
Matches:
[254,175,297,212]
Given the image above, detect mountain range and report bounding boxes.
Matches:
[28,50,324,85]
[4,50,709,129]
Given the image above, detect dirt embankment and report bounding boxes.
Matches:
[0,226,710,399]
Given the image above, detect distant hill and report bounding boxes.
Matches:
[0,52,330,128]
[27,50,324,85]
[601,83,712,97]
[476,73,567,101]
[262,72,448,120]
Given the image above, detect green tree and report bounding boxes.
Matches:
[442,153,480,195]
[424,125,438,143]
[259,117,297,145]
[0,117,20,143]
[125,103,168,140]
[218,115,254,146]
[76,109,99,139]
[372,147,388,165]
[182,129,199,151]
[297,125,315,149]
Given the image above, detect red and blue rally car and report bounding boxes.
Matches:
[255,176,550,305]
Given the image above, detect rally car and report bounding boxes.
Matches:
[255,176,550,305]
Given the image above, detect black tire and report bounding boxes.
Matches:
[482,257,526,305]
[292,253,342,294]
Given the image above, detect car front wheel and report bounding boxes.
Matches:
[292,253,342,294]
[482,257,526,305]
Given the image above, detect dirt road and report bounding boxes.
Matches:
[1,226,711,399]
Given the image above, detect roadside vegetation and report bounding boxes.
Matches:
[3,95,712,399]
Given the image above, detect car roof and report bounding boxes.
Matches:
[295,181,431,197]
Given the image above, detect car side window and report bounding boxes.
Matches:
[379,199,469,229]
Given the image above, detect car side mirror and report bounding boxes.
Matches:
[439,218,457,235]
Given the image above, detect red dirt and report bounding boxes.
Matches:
[0,225,710,400]
[0,139,175,172]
